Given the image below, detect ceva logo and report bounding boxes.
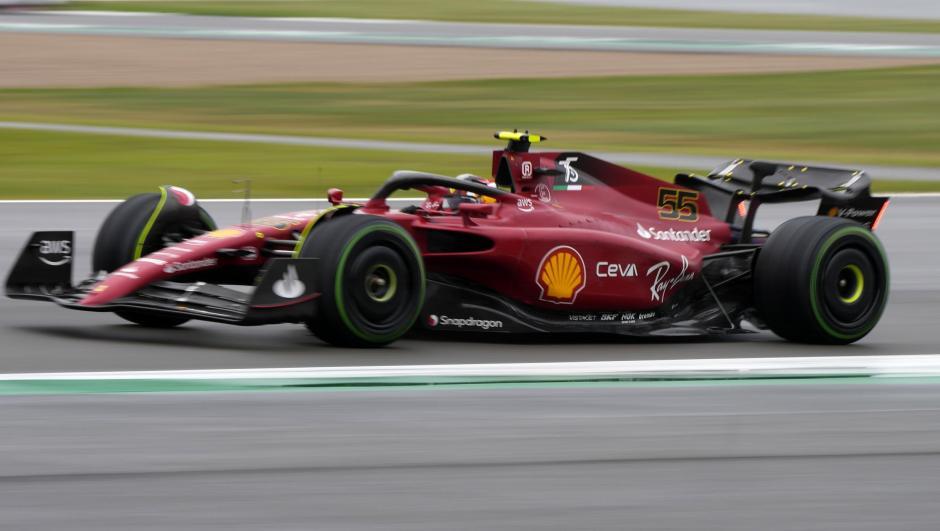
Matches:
[536,246,586,304]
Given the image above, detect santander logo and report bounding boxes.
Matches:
[636,223,711,243]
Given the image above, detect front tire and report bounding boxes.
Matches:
[92,191,215,328]
[299,214,425,347]
[755,216,889,344]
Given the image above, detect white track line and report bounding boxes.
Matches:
[879,192,940,198]
[3,354,940,381]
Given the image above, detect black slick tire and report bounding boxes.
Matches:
[92,192,215,328]
[754,216,889,344]
[298,214,425,347]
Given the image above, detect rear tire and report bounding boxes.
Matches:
[92,192,215,328]
[299,214,425,347]
[755,216,889,344]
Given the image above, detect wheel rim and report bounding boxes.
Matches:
[342,241,418,337]
[819,244,882,328]
[364,263,397,303]
[322,220,425,345]
[837,264,864,304]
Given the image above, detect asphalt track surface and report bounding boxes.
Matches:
[2,198,939,529]
[1,197,937,373]
[4,383,940,530]
[5,11,940,57]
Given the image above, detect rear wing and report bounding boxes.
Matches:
[676,159,889,242]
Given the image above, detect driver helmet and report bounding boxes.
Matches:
[444,173,496,210]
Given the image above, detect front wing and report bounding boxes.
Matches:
[6,231,322,326]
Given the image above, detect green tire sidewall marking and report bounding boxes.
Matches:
[334,222,425,343]
[840,264,865,304]
[133,186,168,260]
[809,226,889,340]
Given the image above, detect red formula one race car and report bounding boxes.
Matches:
[7,132,891,346]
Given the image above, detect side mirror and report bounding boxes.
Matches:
[458,203,494,226]
[459,203,494,216]
[327,188,344,206]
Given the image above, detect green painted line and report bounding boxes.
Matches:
[5,373,940,395]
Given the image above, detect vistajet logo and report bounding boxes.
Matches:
[637,223,711,242]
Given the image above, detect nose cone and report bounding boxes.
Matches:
[79,229,259,306]
[80,259,165,306]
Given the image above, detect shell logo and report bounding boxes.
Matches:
[536,246,586,304]
[827,206,839,217]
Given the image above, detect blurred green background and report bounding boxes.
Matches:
[3,66,939,198]
[3,2,939,198]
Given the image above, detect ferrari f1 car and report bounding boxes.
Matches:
[6,132,890,346]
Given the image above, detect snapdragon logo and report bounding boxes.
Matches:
[428,314,503,330]
[636,223,711,242]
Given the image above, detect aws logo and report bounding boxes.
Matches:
[536,246,586,304]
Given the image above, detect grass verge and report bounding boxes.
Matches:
[4,66,940,168]
[0,130,933,199]
[65,0,940,34]
[0,130,482,199]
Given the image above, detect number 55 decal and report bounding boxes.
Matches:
[657,188,699,222]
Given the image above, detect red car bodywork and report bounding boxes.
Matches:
[8,132,890,343]
[80,150,730,316]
